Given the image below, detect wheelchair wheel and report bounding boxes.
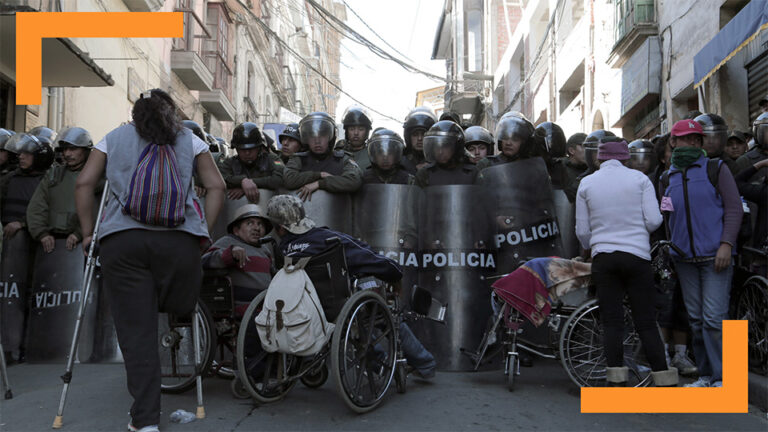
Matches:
[559,299,651,387]
[331,290,397,414]
[300,362,329,389]
[159,302,216,394]
[230,376,251,399]
[506,354,517,392]
[734,276,768,374]
[236,291,300,404]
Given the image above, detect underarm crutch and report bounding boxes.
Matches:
[52,180,109,429]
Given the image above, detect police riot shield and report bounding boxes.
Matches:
[352,184,421,303]
[478,158,564,274]
[553,189,578,259]
[208,190,277,242]
[0,231,32,358]
[297,190,352,233]
[26,239,99,362]
[417,185,496,371]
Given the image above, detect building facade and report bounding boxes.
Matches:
[0,0,345,144]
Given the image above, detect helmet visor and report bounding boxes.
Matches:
[368,136,403,169]
[626,152,657,175]
[423,134,457,165]
[300,118,335,152]
[495,118,531,142]
[702,130,727,157]
[584,144,599,171]
[7,133,41,154]
[755,123,768,148]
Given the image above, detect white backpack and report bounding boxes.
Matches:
[254,257,334,356]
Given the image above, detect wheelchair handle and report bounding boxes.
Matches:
[324,236,342,246]
[258,236,277,246]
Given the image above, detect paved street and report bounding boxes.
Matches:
[1,360,766,432]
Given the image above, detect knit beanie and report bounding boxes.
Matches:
[597,140,630,161]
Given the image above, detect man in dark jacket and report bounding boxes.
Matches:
[362,129,414,185]
[266,194,436,378]
[219,122,284,202]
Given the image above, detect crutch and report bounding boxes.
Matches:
[192,306,205,419]
[0,339,12,399]
[52,180,109,429]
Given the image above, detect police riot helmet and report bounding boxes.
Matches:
[28,126,56,144]
[341,106,372,130]
[55,127,93,149]
[367,128,405,170]
[583,130,616,171]
[500,111,529,121]
[279,123,301,142]
[535,122,566,158]
[439,111,461,125]
[494,114,535,153]
[403,107,437,147]
[6,133,54,171]
[464,126,494,150]
[182,120,206,142]
[299,112,337,153]
[0,128,15,149]
[626,139,657,175]
[231,122,266,150]
[752,112,768,150]
[423,120,465,165]
[694,113,728,157]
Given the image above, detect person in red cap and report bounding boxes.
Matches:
[660,119,743,388]
[575,136,677,387]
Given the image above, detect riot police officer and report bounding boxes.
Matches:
[336,106,373,171]
[476,114,536,172]
[28,126,58,165]
[362,129,413,184]
[182,119,206,142]
[401,107,438,174]
[27,127,94,253]
[626,139,657,178]
[278,122,302,164]
[415,120,477,187]
[694,113,728,164]
[732,112,768,180]
[577,129,616,181]
[464,126,493,165]
[219,122,284,202]
[535,121,567,186]
[0,128,17,176]
[561,133,588,203]
[283,112,363,200]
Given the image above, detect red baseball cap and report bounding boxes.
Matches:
[670,119,704,137]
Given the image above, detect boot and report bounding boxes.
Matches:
[651,367,679,387]
[606,366,628,386]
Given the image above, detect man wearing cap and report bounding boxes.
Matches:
[202,204,274,307]
[661,119,743,388]
[723,130,748,172]
[26,127,95,253]
[265,194,437,379]
[278,123,303,164]
[576,138,677,387]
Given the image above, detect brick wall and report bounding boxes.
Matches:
[496,3,522,61]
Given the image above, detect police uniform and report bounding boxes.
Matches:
[0,168,45,230]
[336,139,372,172]
[218,152,284,190]
[26,164,88,241]
[362,165,414,185]
[283,150,363,193]
[732,148,768,180]
[414,162,477,188]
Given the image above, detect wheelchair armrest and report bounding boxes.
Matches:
[324,236,342,246]
[258,236,276,246]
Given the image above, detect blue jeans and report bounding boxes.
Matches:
[399,322,436,375]
[673,259,732,382]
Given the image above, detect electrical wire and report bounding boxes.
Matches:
[340,0,414,62]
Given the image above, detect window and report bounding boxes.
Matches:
[465,0,483,72]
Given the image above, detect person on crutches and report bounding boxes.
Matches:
[72,89,225,432]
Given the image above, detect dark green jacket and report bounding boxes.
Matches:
[26,165,82,240]
[283,151,363,193]
[218,153,284,190]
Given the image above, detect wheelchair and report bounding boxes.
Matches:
[234,238,445,413]
[731,244,768,375]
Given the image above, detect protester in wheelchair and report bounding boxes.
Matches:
[265,194,437,379]
[202,204,275,309]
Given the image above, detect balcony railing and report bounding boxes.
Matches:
[614,0,655,46]
[172,8,211,59]
[204,52,233,101]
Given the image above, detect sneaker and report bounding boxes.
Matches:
[409,366,435,380]
[128,422,160,432]
[671,352,698,375]
[710,380,722,387]
[683,376,712,387]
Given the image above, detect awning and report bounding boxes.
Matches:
[693,0,768,89]
[0,12,114,89]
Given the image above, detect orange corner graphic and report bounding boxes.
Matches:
[16,12,183,105]
[581,320,748,413]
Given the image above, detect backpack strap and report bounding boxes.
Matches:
[706,159,722,198]
[284,256,311,272]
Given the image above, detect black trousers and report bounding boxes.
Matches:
[100,229,201,428]
[592,251,667,372]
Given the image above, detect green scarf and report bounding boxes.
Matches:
[671,146,706,169]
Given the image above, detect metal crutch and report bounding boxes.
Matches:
[0,339,12,399]
[52,180,109,429]
[192,305,205,419]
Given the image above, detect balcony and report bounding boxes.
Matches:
[607,0,657,68]
[171,9,214,91]
[123,0,163,12]
[445,80,483,116]
[199,54,235,121]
